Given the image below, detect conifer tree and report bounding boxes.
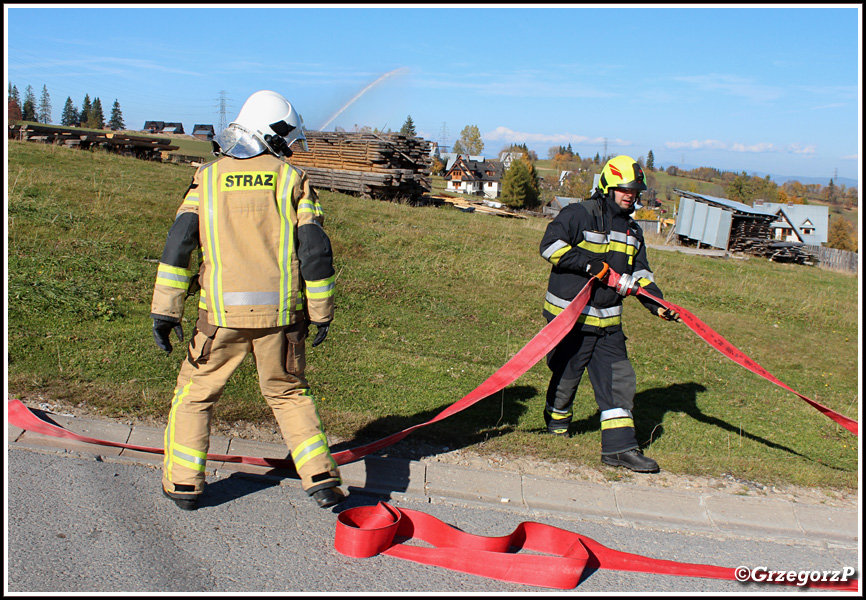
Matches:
[22,85,37,121]
[80,94,92,127]
[89,97,105,129]
[61,97,79,126]
[399,115,416,136]
[9,83,21,107]
[108,99,125,130]
[37,84,52,123]
[500,155,540,210]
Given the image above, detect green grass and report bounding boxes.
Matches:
[7,140,859,491]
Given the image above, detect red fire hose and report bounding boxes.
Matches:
[333,501,857,591]
[6,271,857,591]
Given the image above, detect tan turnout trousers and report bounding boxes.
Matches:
[162,313,340,496]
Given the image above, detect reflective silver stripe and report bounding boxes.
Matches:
[546,292,622,318]
[601,408,633,421]
[545,291,571,310]
[277,165,297,325]
[633,268,655,282]
[222,291,280,306]
[541,239,570,260]
[545,403,571,415]
[584,231,608,244]
[157,270,191,283]
[172,448,207,468]
[306,280,335,295]
[201,163,225,325]
[293,437,325,463]
[610,230,640,249]
[587,304,622,318]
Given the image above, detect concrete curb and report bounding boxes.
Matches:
[7,414,859,548]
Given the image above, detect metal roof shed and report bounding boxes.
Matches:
[673,189,775,251]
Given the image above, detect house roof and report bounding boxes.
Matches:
[445,156,504,182]
[674,189,773,217]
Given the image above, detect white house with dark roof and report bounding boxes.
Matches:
[444,155,505,199]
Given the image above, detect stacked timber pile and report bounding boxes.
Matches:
[289,131,432,201]
[736,238,817,265]
[9,123,178,160]
[729,215,773,244]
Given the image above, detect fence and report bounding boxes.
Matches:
[634,219,663,234]
[804,245,858,273]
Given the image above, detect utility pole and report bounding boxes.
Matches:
[603,137,608,162]
[215,90,231,134]
[439,122,450,153]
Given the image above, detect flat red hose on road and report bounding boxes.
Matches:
[334,502,857,591]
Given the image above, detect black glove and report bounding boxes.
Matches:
[656,307,682,322]
[586,259,610,280]
[153,317,184,353]
[311,322,330,347]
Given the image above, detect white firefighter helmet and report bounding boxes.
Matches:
[216,90,308,158]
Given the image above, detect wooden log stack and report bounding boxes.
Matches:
[8,123,179,159]
[736,238,817,265]
[289,131,432,201]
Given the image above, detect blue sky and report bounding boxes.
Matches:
[5,4,861,184]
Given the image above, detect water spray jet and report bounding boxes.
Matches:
[318,67,409,131]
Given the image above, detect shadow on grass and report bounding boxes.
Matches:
[570,382,807,459]
[330,384,538,460]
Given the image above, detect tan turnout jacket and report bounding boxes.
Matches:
[151,153,335,328]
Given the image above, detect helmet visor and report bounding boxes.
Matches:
[215,124,268,159]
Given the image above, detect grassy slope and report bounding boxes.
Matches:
[7,140,859,491]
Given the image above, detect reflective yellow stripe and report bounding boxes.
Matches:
[277,164,297,326]
[549,411,572,421]
[548,246,570,265]
[601,417,634,430]
[170,441,207,472]
[201,164,226,325]
[305,274,335,299]
[577,240,608,254]
[543,300,564,316]
[182,194,199,208]
[297,198,324,218]
[292,433,329,470]
[164,381,193,479]
[579,313,622,328]
[297,200,318,215]
[156,264,194,289]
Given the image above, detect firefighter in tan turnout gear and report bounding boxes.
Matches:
[151,90,344,510]
[539,155,681,473]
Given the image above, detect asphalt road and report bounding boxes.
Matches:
[5,447,859,594]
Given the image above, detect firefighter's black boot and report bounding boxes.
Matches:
[311,486,345,509]
[601,449,660,473]
[162,485,200,511]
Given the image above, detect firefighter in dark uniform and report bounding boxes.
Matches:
[151,90,344,509]
[539,155,681,472]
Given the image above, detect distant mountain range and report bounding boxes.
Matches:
[659,163,858,189]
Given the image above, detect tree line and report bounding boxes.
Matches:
[8,83,125,130]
